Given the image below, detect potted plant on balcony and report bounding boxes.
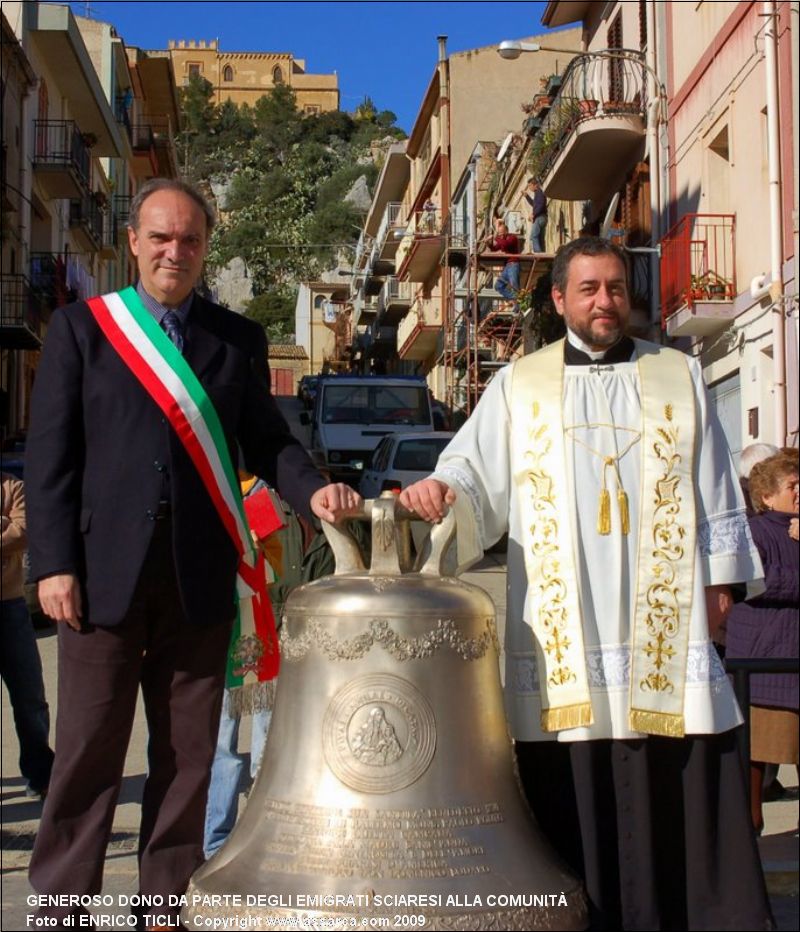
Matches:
[578,98,599,117]
[545,74,563,97]
[523,115,544,137]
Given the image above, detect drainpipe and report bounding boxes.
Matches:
[764,0,786,445]
[438,35,451,398]
[646,0,662,331]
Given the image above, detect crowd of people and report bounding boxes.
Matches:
[2,177,797,932]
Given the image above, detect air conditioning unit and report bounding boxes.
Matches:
[504,211,523,234]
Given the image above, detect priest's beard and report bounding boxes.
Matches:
[570,316,625,351]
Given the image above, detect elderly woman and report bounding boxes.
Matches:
[726,449,799,833]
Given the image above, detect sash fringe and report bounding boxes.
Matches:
[629,708,685,737]
[540,702,594,732]
[226,679,277,719]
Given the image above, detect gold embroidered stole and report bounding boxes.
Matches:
[629,344,696,736]
[511,339,697,736]
[512,340,593,731]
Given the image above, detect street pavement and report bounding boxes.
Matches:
[2,398,796,929]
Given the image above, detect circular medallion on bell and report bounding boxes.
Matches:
[323,674,436,794]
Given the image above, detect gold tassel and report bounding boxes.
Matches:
[617,488,630,535]
[597,488,611,535]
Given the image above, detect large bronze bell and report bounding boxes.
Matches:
[184,495,587,930]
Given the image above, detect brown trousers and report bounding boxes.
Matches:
[29,519,232,924]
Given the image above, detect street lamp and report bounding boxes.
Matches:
[497,40,545,60]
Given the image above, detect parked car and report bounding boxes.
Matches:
[359,431,455,499]
[296,375,319,409]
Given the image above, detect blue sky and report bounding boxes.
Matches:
[67,1,556,131]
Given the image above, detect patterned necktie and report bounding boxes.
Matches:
[162,310,184,353]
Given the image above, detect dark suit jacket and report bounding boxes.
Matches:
[26,293,325,628]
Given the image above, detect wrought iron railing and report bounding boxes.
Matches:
[375,201,404,251]
[69,193,105,247]
[527,50,648,182]
[114,194,132,227]
[115,97,132,141]
[0,274,43,337]
[33,120,91,187]
[659,213,736,325]
[131,123,155,151]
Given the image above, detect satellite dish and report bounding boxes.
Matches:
[600,192,621,239]
[496,132,514,162]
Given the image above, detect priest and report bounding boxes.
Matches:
[400,236,773,930]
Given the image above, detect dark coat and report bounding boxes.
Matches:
[25,293,325,628]
[726,511,799,709]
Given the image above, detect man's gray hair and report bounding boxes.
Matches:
[739,442,779,479]
[128,178,215,233]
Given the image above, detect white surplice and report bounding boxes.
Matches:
[433,334,763,742]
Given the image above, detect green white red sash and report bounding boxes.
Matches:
[86,286,279,683]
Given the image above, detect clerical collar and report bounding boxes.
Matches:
[135,280,194,329]
[564,330,635,366]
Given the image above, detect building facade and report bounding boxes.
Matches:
[159,40,339,114]
[341,30,582,411]
[0,2,179,441]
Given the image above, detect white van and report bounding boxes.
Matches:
[302,376,434,482]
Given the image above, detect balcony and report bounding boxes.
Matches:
[353,296,379,328]
[377,277,413,324]
[151,117,179,178]
[397,295,441,361]
[375,201,405,261]
[660,214,737,337]
[395,206,444,283]
[28,2,123,157]
[33,120,90,199]
[529,51,648,201]
[115,96,133,143]
[114,194,132,227]
[131,123,158,177]
[99,210,120,259]
[69,193,104,252]
[0,276,44,349]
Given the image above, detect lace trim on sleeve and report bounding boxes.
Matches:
[697,508,755,558]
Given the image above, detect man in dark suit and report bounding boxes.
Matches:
[25,178,360,930]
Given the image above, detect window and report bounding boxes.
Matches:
[304,105,321,116]
[187,63,202,78]
[706,124,731,214]
[223,65,233,82]
[393,438,451,472]
[272,65,283,84]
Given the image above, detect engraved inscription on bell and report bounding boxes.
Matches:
[323,674,436,794]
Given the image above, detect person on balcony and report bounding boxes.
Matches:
[524,178,548,253]
[485,216,520,311]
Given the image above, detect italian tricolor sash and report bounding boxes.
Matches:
[86,287,280,687]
